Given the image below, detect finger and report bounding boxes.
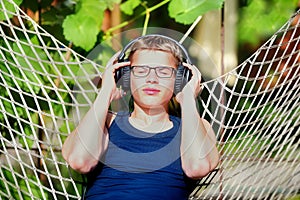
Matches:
[114,60,131,71]
[182,62,197,70]
[182,63,201,77]
[106,51,131,70]
[106,56,131,72]
[113,88,127,100]
[181,64,202,93]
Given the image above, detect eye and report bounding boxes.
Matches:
[134,66,148,75]
[157,67,172,75]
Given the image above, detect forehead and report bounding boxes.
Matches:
[131,50,177,67]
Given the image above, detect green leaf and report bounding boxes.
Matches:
[59,121,75,134]
[168,0,224,24]
[62,0,123,50]
[60,62,80,78]
[62,1,107,50]
[101,0,122,10]
[2,99,15,116]
[120,0,141,15]
[80,0,107,22]
[63,14,99,51]
[19,124,35,148]
[0,0,23,20]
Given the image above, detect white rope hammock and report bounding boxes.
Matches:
[0,0,299,199]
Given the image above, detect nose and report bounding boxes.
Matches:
[146,68,159,83]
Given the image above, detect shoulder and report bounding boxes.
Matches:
[169,115,181,127]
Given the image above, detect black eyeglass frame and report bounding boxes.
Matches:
[130,65,177,78]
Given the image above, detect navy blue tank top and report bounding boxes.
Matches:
[85,112,195,200]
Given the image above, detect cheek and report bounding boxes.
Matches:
[163,77,176,91]
[130,77,142,94]
[164,81,175,94]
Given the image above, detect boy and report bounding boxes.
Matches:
[62,34,219,199]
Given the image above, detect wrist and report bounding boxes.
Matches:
[96,88,113,105]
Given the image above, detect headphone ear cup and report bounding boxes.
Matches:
[121,66,131,91]
[174,65,185,95]
[114,66,131,91]
[174,64,192,95]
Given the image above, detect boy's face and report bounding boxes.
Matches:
[130,50,177,110]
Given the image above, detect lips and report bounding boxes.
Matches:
[142,88,160,95]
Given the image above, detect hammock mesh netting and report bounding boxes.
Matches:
[0,0,299,199]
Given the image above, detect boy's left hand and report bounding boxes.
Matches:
[175,63,202,104]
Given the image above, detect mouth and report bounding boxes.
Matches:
[142,88,160,95]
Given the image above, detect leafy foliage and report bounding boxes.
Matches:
[62,0,225,50]
[0,0,23,20]
[238,0,298,45]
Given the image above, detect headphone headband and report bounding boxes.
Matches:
[117,34,192,64]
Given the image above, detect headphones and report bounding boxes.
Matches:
[114,34,192,95]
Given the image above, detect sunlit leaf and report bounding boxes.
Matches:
[2,99,14,116]
[0,0,22,20]
[80,0,107,22]
[59,121,75,134]
[62,1,106,51]
[168,0,224,24]
[120,0,141,15]
[63,14,100,51]
[102,0,122,10]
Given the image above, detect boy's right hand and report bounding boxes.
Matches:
[101,52,130,101]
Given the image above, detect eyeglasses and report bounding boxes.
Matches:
[131,65,176,78]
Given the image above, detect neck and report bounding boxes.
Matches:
[130,104,170,126]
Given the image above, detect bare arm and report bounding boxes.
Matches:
[62,53,130,174]
[176,63,219,179]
